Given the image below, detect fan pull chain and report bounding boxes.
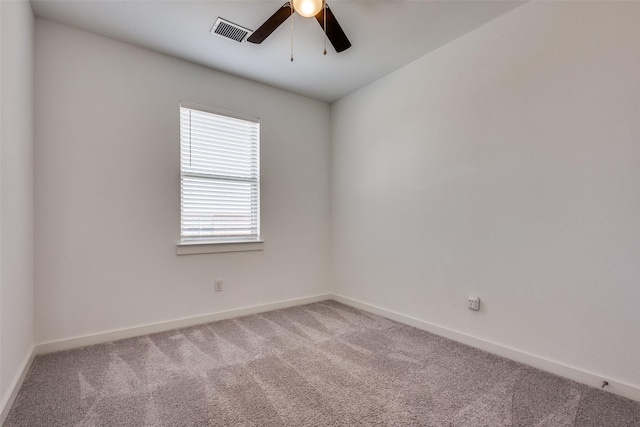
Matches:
[323,2,327,55]
[290,3,294,62]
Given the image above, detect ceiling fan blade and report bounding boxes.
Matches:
[247,3,292,44]
[315,4,351,53]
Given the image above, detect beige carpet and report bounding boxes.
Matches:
[5,301,640,426]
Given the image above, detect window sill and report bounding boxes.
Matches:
[176,240,264,255]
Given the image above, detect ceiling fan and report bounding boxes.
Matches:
[247,0,352,53]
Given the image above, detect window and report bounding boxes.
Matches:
[178,103,261,252]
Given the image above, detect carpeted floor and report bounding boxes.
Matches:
[5,301,640,426]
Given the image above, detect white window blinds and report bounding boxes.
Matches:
[180,104,260,242]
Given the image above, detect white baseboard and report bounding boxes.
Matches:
[1,344,36,425]
[331,293,640,403]
[36,293,331,355]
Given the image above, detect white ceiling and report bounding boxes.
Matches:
[30,0,525,103]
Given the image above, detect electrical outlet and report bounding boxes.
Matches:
[468,296,480,311]
[215,280,223,292]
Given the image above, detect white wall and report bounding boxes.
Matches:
[0,0,34,406]
[35,20,331,343]
[332,1,640,389]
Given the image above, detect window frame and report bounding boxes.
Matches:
[176,102,263,255]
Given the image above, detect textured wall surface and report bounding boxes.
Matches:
[0,0,34,404]
[331,2,640,388]
[35,20,331,343]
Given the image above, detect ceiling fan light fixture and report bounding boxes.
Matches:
[247,1,351,53]
[292,0,323,18]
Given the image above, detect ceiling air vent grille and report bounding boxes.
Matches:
[210,18,252,43]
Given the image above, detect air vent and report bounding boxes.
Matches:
[210,18,252,43]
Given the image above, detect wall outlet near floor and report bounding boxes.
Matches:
[215,279,223,292]
[468,296,480,311]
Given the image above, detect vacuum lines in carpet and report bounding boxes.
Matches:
[5,301,640,426]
